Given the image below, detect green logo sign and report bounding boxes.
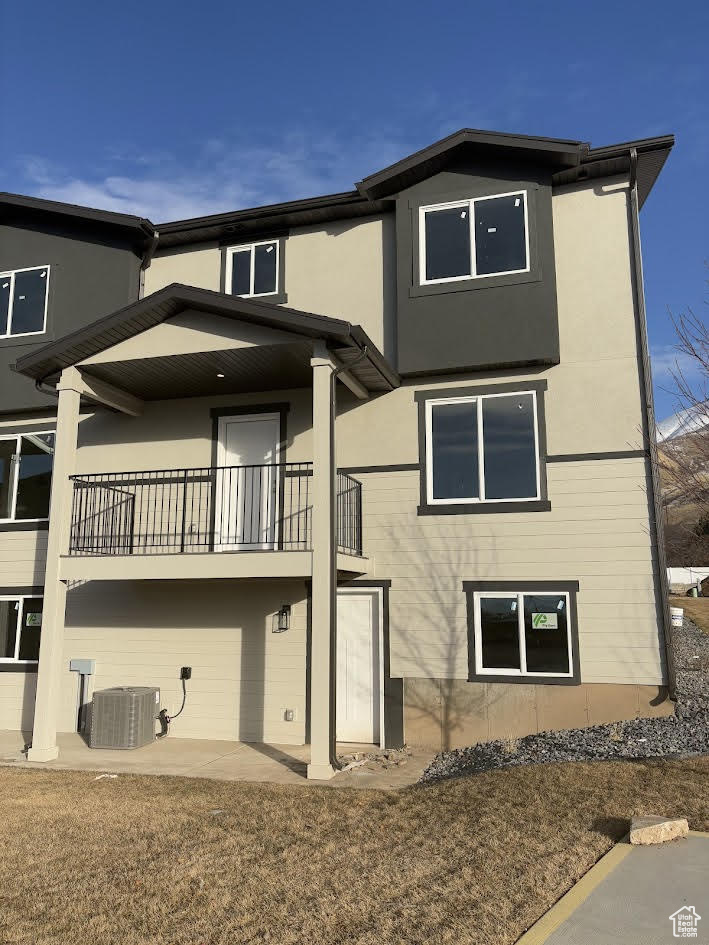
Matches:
[532,612,558,629]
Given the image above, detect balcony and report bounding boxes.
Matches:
[60,463,367,582]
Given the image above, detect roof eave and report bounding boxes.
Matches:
[0,192,156,245]
[12,284,400,393]
[355,128,588,200]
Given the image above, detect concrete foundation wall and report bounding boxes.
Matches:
[404,678,674,751]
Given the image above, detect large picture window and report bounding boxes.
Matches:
[0,432,55,523]
[0,266,50,338]
[225,241,279,298]
[464,582,580,683]
[0,595,43,665]
[419,192,529,285]
[423,390,541,506]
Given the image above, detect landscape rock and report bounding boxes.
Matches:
[630,815,689,845]
[421,616,709,784]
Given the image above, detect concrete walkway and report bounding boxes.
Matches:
[0,731,432,790]
[518,832,709,944]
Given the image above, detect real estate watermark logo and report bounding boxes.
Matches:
[669,906,701,938]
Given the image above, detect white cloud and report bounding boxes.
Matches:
[651,345,702,384]
[15,129,412,223]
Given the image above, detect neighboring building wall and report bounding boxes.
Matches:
[0,413,53,730]
[57,580,308,743]
[0,222,142,412]
[143,214,397,360]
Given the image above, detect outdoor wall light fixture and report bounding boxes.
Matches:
[275,605,291,632]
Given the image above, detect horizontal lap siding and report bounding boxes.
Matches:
[0,673,36,731]
[57,580,308,744]
[0,531,48,587]
[360,459,663,685]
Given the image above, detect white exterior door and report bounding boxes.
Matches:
[216,413,280,550]
[336,590,381,744]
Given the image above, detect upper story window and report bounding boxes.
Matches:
[0,594,43,665]
[419,192,529,284]
[225,241,279,298]
[0,266,50,338]
[422,389,542,507]
[0,432,55,523]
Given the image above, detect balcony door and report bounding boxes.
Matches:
[215,412,281,551]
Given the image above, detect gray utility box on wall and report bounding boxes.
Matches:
[89,687,159,749]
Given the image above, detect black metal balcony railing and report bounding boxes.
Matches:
[68,463,363,557]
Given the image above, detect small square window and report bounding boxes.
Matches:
[226,242,279,298]
[419,192,528,285]
[0,266,50,338]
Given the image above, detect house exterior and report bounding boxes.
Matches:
[1,128,675,779]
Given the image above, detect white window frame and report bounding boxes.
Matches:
[473,590,573,678]
[0,430,55,523]
[0,265,51,339]
[0,594,43,665]
[424,391,541,505]
[419,191,530,285]
[224,240,279,298]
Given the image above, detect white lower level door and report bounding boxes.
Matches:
[336,590,381,744]
[216,413,281,550]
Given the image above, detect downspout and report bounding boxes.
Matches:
[35,373,59,400]
[138,229,159,299]
[628,147,676,700]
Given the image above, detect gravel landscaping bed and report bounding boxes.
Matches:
[421,616,709,784]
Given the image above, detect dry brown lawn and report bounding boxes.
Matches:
[671,595,709,635]
[0,758,707,945]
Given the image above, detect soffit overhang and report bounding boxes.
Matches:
[12,284,399,398]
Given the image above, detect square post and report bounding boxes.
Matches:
[307,343,338,780]
[27,368,82,762]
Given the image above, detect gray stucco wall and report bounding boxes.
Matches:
[394,157,560,376]
[0,221,142,412]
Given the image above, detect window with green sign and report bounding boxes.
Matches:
[470,589,573,679]
[0,595,43,665]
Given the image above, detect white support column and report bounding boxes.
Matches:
[27,368,82,762]
[307,343,338,780]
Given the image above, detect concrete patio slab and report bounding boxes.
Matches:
[518,831,709,944]
[0,731,433,790]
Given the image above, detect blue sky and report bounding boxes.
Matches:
[0,0,706,421]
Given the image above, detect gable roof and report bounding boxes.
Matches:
[0,192,156,248]
[354,128,674,207]
[355,128,588,200]
[12,284,399,394]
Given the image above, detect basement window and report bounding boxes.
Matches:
[473,591,573,678]
[0,595,43,666]
[0,266,50,338]
[463,582,580,683]
[0,432,55,523]
[225,240,279,298]
[419,192,529,284]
